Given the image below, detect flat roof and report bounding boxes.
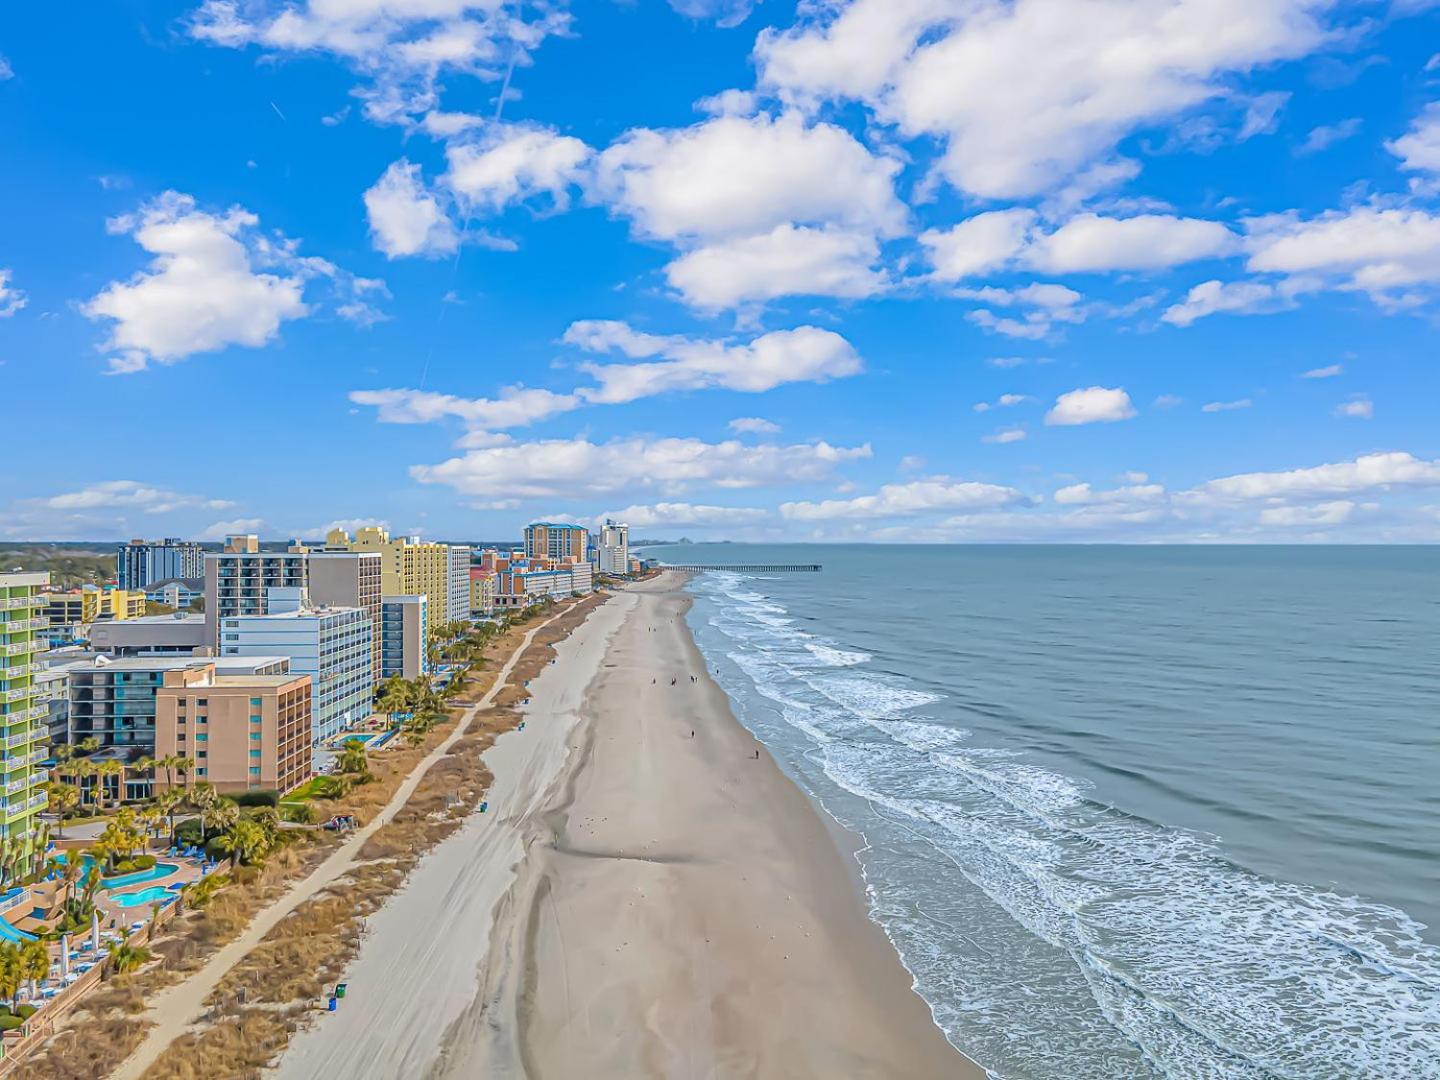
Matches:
[211,674,308,688]
[107,613,205,626]
[54,655,289,673]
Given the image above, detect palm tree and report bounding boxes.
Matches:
[154,787,185,842]
[96,760,126,811]
[175,756,197,790]
[45,782,80,839]
[0,944,19,1011]
[109,934,150,974]
[133,756,156,801]
[18,940,48,1000]
[69,758,98,810]
[215,818,271,866]
[201,798,239,842]
[338,743,369,777]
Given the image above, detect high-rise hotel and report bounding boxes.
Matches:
[0,573,54,884]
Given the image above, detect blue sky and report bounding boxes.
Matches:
[3,0,1440,543]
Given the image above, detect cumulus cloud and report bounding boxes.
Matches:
[0,269,25,317]
[1334,396,1374,419]
[353,322,862,439]
[1296,117,1362,156]
[1202,398,1253,412]
[83,191,378,373]
[1190,451,1440,502]
[922,211,1238,280]
[41,480,234,514]
[364,159,458,258]
[1245,207,1440,299]
[188,0,569,126]
[1302,363,1343,378]
[594,111,905,243]
[757,0,1331,199]
[664,224,885,308]
[1257,501,1355,526]
[963,282,1085,339]
[445,123,592,212]
[982,428,1027,444]
[1054,482,1165,505]
[729,417,781,435]
[411,436,872,498]
[974,393,1030,412]
[1387,103,1440,176]
[780,477,1026,520]
[1162,278,1304,326]
[197,517,266,541]
[1045,386,1137,426]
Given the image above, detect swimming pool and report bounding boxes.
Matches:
[55,853,180,890]
[112,885,178,909]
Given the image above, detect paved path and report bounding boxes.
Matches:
[108,609,569,1080]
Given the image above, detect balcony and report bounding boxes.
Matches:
[1,747,46,771]
[0,617,44,635]
[0,791,48,823]
[4,727,42,750]
[3,769,44,795]
[0,663,35,682]
[1,597,39,611]
[2,704,48,726]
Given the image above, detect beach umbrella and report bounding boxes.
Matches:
[91,911,101,952]
[59,935,69,979]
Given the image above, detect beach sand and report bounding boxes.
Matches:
[274,572,976,1079]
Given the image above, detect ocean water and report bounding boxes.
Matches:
[646,544,1440,1080]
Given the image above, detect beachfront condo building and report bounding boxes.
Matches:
[117,537,204,590]
[58,654,290,757]
[469,568,496,617]
[205,536,383,669]
[0,573,54,882]
[597,520,630,576]
[447,544,472,623]
[524,522,589,563]
[381,594,429,680]
[219,588,373,742]
[153,663,312,794]
[325,526,452,639]
[204,535,306,646]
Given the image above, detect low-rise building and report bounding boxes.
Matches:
[381,594,429,680]
[145,577,205,610]
[218,588,372,742]
[469,568,496,616]
[90,612,207,656]
[154,664,311,794]
[44,586,145,626]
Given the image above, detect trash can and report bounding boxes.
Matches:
[336,984,348,999]
[327,997,337,1012]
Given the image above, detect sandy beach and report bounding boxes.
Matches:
[273,572,976,1079]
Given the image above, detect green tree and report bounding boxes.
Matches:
[110,934,151,974]
[18,940,48,999]
[0,943,20,1010]
[215,819,271,866]
[45,782,80,838]
[338,743,370,777]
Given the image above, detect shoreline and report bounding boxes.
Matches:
[271,571,977,1078]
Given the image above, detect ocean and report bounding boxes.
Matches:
[645,544,1440,1079]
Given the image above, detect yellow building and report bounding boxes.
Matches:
[43,586,145,626]
[326,526,450,636]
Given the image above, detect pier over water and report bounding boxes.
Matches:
[660,563,822,572]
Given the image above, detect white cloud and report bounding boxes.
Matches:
[0,55,12,80]
[594,111,906,243]
[1202,398,1253,412]
[1303,363,1343,378]
[982,428,1027,444]
[1025,214,1240,273]
[1045,386,1137,426]
[598,501,769,528]
[757,0,1330,199]
[83,191,373,373]
[412,436,872,498]
[364,159,458,258]
[923,211,1237,280]
[566,321,863,403]
[1257,501,1354,526]
[1053,482,1165,505]
[1162,278,1302,326]
[349,386,581,430]
[1387,103,1440,175]
[667,0,759,28]
[188,0,568,127]
[1245,207,1440,297]
[41,480,234,514]
[729,417,781,434]
[1296,117,1362,156]
[1334,396,1374,419]
[1191,452,1440,502]
[197,517,266,541]
[354,323,862,438]
[1154,394,1184,408]
[445,124,592,212]
[780,477,1025,520]
[664,224,885,309]
[964,282,1085,339]
[0,269,25,317]
[974,393,1030,412]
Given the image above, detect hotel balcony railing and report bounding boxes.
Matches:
[0,596,43,610]
[3,768,44,795]
[0,665,35,685]
[1,641,35,656]
[4,727,42,749]
[1,746,47,771]
[0,791,48,823]
[0,617,45,635]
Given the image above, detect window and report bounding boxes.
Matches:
[197,751,207,759]
[249,749,261,758]
[249,731,261,740]
[249,714,261,723]
[195,733,208,742]
[249,697,261,706]
[196,767,206,776]
[249,767,261,776]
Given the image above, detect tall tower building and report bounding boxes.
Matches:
[524,522,589,563]
[0,572,55,884]
[325,526,451,638]
[597,520,630,575]
[117,538,204,589]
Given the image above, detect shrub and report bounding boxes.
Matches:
[16,1004,36,1019]
[279,801,319,825]
[204,837,230,862]
[0,1015,25,1031]
[230,790,279,808]
[110,854,157,875]
[175,818,205,848]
